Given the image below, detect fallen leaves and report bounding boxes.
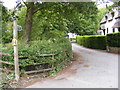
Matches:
[83,65,89,67]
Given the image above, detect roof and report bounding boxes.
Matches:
[112,19,120,28]
[115,10,120,19]
[100,17,106,24]
[107,13,113,21]
[100,7,120,23]
[118,11,120,17]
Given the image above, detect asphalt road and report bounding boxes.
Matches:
[27,43,118,88]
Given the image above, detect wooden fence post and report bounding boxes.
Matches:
[13,20,19,81]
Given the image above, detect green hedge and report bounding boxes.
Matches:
[76,35,106,50]
[1,38,72,72]
[106,32,120,47]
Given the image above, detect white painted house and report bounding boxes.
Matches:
[67,33,77,40]
[99,6,120,35]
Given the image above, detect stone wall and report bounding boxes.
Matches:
[107,46,120,54]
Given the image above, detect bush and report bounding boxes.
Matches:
[1,38,72,72]
[1,36,12,43]
[76,35,106,50]
[106,32,120,47]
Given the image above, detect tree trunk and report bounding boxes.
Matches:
[24,2,34,44]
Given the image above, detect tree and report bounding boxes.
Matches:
[19,1,99,44]
[14,1,99,43]
[24,2,34,44]
[1,3,13,43]
[22,2,56,44]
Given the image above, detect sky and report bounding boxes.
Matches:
[97,0,114,9]
[2,0,18,9]
[2,0,114,9]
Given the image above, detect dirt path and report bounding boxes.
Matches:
[26,43,118,88]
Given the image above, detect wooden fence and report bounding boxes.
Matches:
[0,52,56,74]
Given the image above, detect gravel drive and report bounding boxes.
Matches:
[26,43,118,88]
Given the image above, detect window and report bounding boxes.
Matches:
[107,28,108,33]
[105,16,108,20]
[111,12,114,18]
[119,27,120,32]
[103,29,105,35]
[113,28,115,32]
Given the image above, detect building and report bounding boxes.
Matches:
[67,33,77,41]
[100,7,120,35]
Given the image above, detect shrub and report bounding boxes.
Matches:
[1,38,72,73]
[1,36,12,43]
[106,32,120,47]
[76,35,106,50]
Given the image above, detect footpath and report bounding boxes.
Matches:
[26,43,118,88]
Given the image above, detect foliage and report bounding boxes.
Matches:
[1,38,72,73]
[97,7,109,22]
[1,22,13,43]
[1,4,11,22]
[107,1,120,11]
[67,2,99,35]
[106,32,120,47]
[17,6,27,40]
[0,72,15,88]
[1,1,24,44]
[49,59,70,76]
[1,2,99,43]
[76,35,106,50]
[1,3,13,43]
[113,1,120,7]
[15,2,99,42]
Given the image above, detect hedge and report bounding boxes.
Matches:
[106,32,120,47]
[1,38,72,73]
[76,35,106,50]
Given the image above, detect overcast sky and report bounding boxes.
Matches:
[97,0,114,9]
[2,0,17,9]
[2,0,114,9]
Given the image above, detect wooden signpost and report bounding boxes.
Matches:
[13,20,19,81]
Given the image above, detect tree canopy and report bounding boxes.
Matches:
[1,3,13,43]
[17,2,99,43]
[2,1,100,44]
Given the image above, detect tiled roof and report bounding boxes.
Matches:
[115,10,120,18]
[100,7,120,23]
[112,19,120,28]
[108,13,113,21]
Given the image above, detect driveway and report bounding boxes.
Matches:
[26,43,118,88]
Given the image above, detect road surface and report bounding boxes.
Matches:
[27,43,118,88]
